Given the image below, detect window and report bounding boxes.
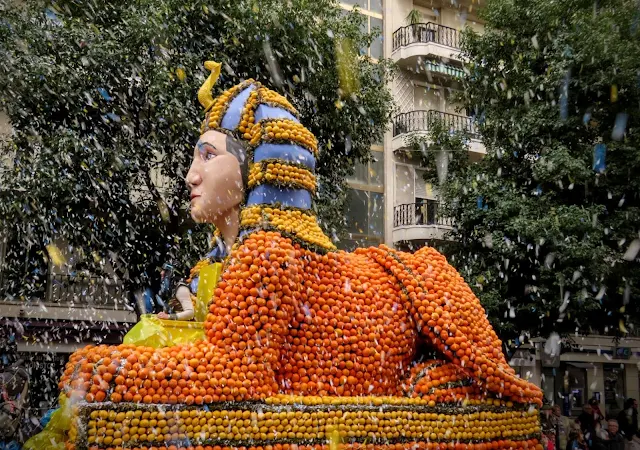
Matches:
[564,366,587,411]
[542,368,556,405]
[340,3,383,60]
[345,189,383,237]
[370,17,383,59]
[341,0,381,13]
[346,151,384,187]
[604,364,625,416]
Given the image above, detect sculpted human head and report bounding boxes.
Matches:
[185,130,247,225]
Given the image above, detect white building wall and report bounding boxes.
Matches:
[625,364,639,405]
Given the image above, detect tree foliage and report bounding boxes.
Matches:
[0,0,393,298]
[405,117,472,188]
[440,0,640,342]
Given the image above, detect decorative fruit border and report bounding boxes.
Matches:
[70,397,541,450]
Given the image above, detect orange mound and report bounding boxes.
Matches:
[59,230,542,408]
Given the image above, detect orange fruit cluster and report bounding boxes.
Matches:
[261,89,298,115]
[59,230,542,407]
[404,361,484,404]
[358,245,543,405]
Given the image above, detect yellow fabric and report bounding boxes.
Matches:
[23,394,71,450]
[196,262,221,322]
[123,262,220,347]
[123,315,205,348]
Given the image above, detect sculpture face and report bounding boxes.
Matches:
[186,130,244,224]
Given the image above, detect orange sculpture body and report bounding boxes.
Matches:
[56,62,543,450]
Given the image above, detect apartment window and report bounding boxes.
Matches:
[341,0,381,14]
[346,151,384,187]
[340,3,383,60]
[604,364,625,416]
[345,189,384,238]
[542,368,556,405]
[564,366,587,411]
[369,17,383,59]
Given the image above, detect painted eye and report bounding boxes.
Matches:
[198,143,217,162]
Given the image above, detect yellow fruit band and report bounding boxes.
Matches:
[72,397,540,450]
[247,161,317,193]
[240,206,335,251]
[249,119,318,155]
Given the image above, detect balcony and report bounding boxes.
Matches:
[393,202,454,243]
[391,110,485,156]
[391,23,461,67]
[1,274,137,323]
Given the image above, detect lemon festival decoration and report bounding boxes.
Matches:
[49,61,543,450]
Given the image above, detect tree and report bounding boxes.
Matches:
[438,0,640,342]
[0,0,393,299]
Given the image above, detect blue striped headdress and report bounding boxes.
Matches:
[197,61,335,251]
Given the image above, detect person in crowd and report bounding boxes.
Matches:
[553,404,572,450]
[605,419,626,450]
[590,398,605,425]
[567,430,588,450]
[578,403,596,437]
[0,327,29,449]
[542,404,557,450]
[617,398,639,441]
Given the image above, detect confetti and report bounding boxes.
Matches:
[611,112,628,141]
[46,244,66,268]
[593,143,606,173]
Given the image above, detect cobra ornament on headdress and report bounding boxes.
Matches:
[198,61,335,251]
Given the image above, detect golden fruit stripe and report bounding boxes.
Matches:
[248,119,318,155]
[202,80,257,133]
[77,401,540,450]
[237,88,260,137]
[260,89,299,117]
[247,161,317,193]
[240,206,334,250]
[78,443,542,450]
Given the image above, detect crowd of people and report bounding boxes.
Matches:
[542,399,640,450]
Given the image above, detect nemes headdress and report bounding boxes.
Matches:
[198,61,335,252]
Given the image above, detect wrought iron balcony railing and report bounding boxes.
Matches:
[46,274,126,307]
[393,110,478,138]
[392,23,460,52]
[393,203,454,228]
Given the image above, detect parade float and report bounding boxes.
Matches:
[38,61,543,450]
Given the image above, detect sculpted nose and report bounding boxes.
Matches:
[186,164,202,189]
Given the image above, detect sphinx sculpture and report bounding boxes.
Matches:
[53,61,543,450]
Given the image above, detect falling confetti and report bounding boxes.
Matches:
[611,112,628,141]
[623,239,640,261]
[176,68,186,82]
[46,244,66,268]
[335,38,360,97]
[611,84,618,102]
[559,72,569,120]
[593,143,606,173]
[619,319,628,334]
[97,87,112,101]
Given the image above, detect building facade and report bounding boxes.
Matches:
[340,0,640,418]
